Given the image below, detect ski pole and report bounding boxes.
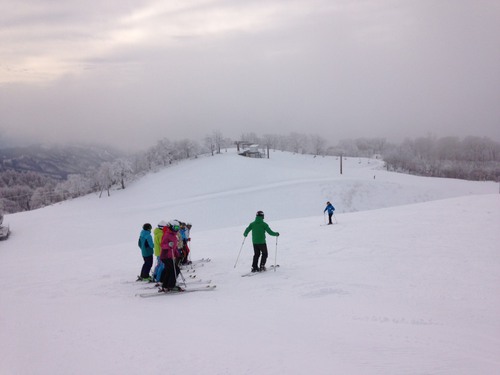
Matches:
[172,255,179,286]
[234,237,246,268]
[333,212,338,224]
[177,268,187,287]
[274,236,278,272]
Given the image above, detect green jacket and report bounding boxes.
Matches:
[153,227,163,257]
[243,216,279,244]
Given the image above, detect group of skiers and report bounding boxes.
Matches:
[137,201,335,287]
[138,220,192,292]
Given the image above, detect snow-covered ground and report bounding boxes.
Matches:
[1,150,499,375]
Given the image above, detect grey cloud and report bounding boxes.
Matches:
[1,0,499,151]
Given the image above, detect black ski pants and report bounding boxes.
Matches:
[252,243,268,270]
[140,255,153,278]
[161,258,179,289]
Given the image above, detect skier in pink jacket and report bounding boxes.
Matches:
[159,220,182,292]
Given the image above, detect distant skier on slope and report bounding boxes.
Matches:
[243,211,279,273]
[324,201,335,225]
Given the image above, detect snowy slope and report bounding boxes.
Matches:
[0,150,499,375]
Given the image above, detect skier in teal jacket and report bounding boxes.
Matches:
[138,223,154,281]
[243,211,279,272]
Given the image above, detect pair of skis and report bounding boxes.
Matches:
[185,258,211,266]
[137,258,215,297]
[241,264,280,277]
[137,284,216,298]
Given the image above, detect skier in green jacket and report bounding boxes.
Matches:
[243,211,279,272]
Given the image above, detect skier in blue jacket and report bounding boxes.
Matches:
[137,223,154,281]
[324,201,335,225]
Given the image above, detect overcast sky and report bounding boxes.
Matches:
[1,0,499,152]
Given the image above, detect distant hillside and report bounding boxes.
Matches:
[0,144,122,180]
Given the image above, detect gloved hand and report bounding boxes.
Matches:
[168,242,174,247]
[276,232,280,236]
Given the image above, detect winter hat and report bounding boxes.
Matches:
[256,210,264,218]
[158,220,168,228]
[143,223,152,231]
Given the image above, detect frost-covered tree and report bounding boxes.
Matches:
[212,130,224,154]
[175,139,198,159]
[286,133,305,154]
[0,185,33,212]
[111,158,133,189]
[310,135,327,156]
[222,137,233,152]
[275,134,289,151]
[149,138,173,166]
[55,174,92,198]
[259,134,276,158]
[0,196,17,213]
[462,136,494,162]
[130,153,150,175]
[31,185,58,209]
[382,136,500,180]
[96,162,115,197]
[204,135,216,156]
[262,133,278,150]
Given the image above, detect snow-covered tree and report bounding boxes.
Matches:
[96,162,115,197]
[310,135,327,156]
[204,135,216,156]
[287,133,308,154]
[31,185,58,209]
[149,138,173,166]
[240,132,260,145]
[175,139,198,159]
[0,185,33,212]
[111,158,133,189]
[212,130,224,154]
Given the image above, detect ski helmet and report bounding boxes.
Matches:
[143,223,152,231]
[158,220,168,228]
[256,210,264,218]
[168,220,180,232]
